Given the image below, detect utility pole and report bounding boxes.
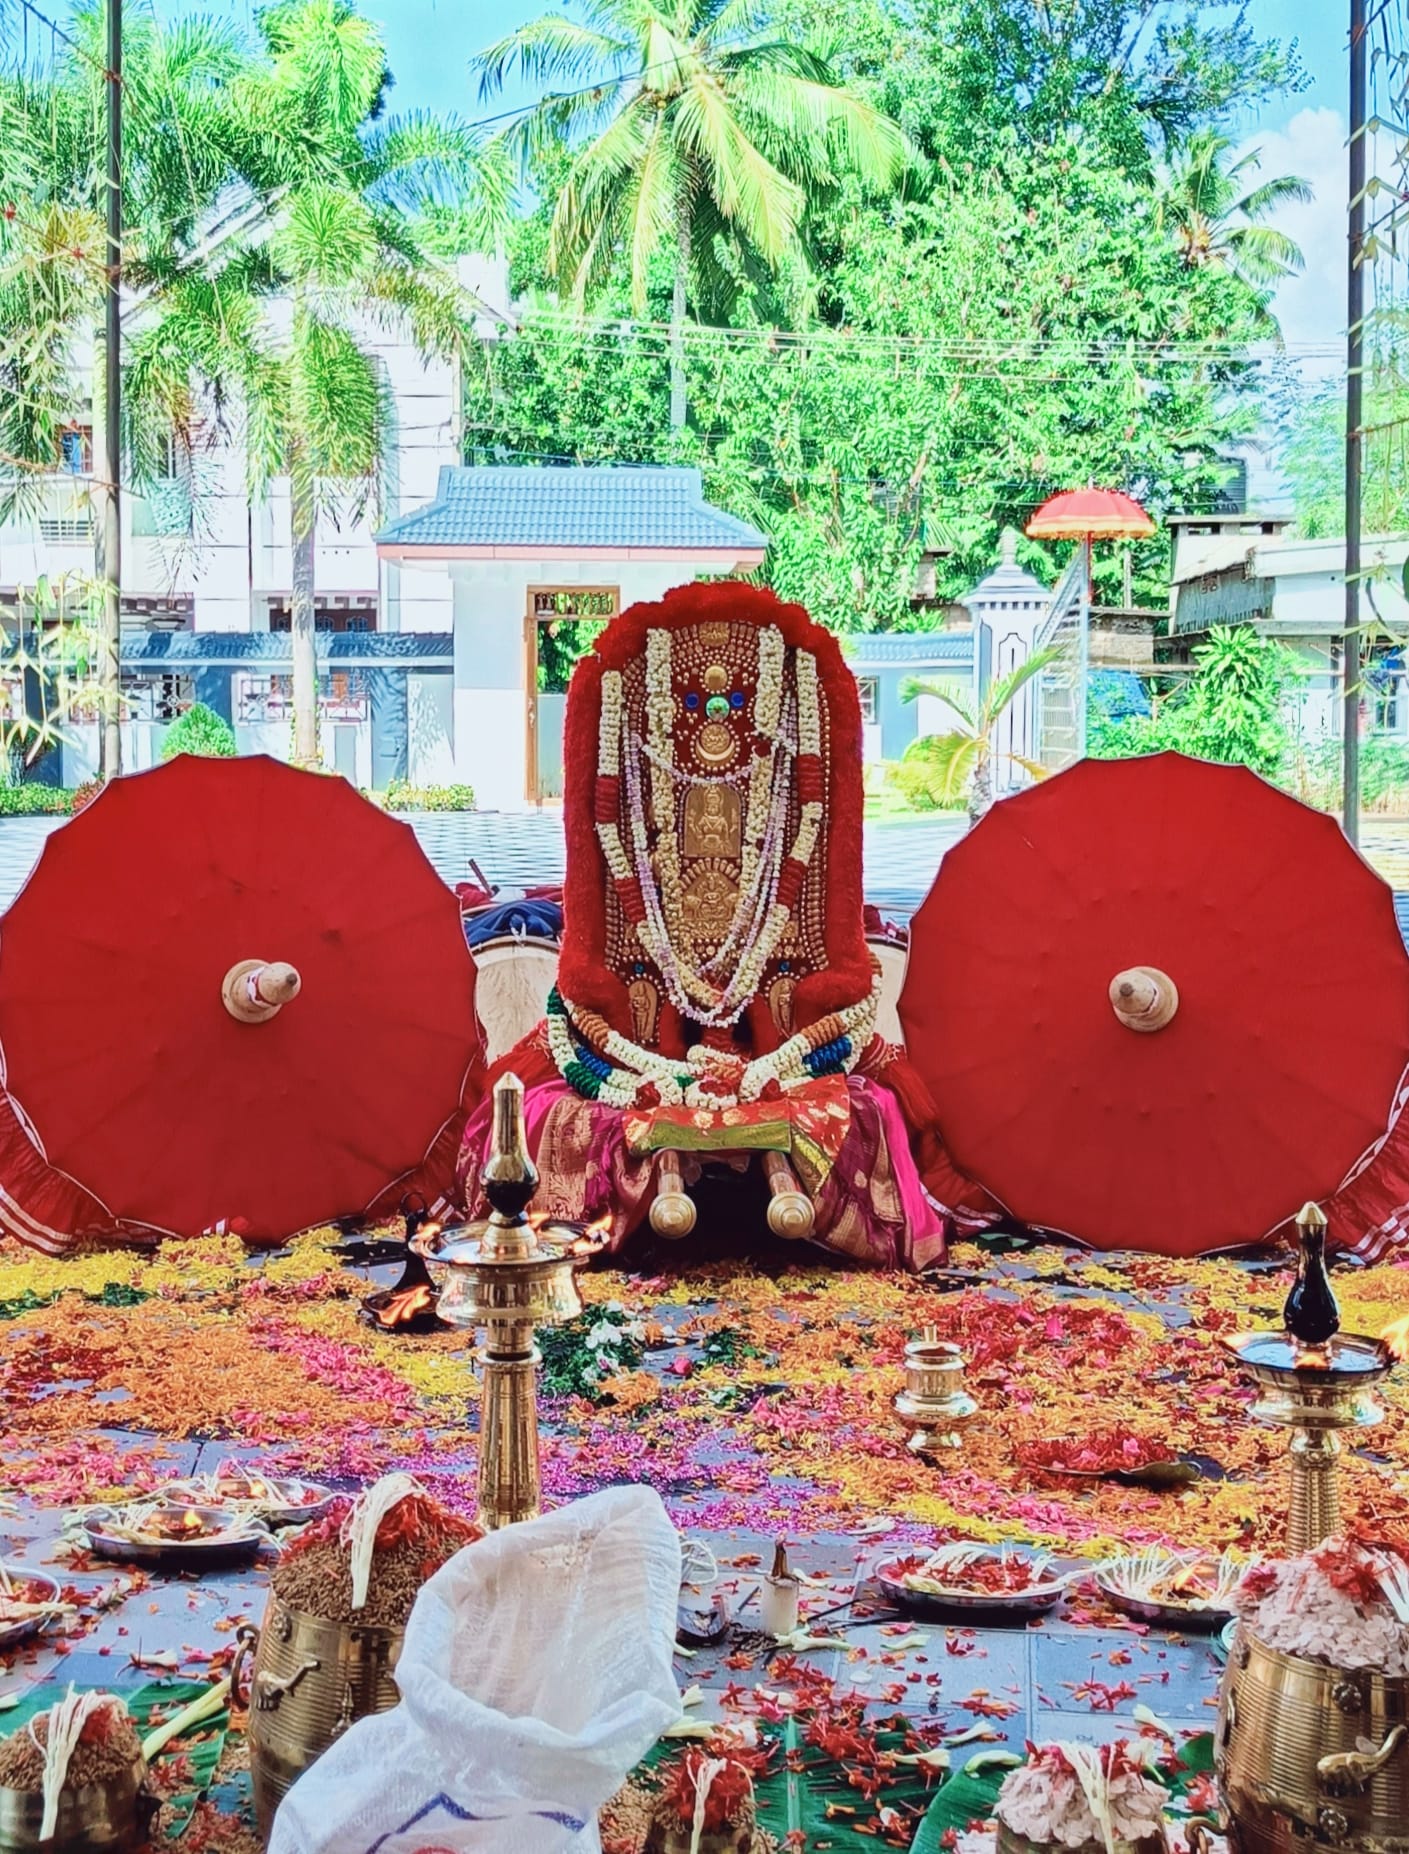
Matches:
[1343,0,1367,841]
[97,0,122,779]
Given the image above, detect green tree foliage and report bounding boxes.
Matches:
[468,0,1303,635]
[1088,625,1295,779]
[478,0,910,424]
[159,701,239,761]
[1282,354,1409,541]
[469,133,1280,626]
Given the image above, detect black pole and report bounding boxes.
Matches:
[1343,0,1367,841]
[98,0,122,779]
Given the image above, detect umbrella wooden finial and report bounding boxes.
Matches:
[1110,965,1179,1033]
[222,959,302,1024]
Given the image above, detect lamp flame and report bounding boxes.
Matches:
[376,1284,435,1329]
[1381,1313,1409,1362]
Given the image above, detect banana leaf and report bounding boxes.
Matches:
[639,1717,955,1853]
[126,1679,231,1837]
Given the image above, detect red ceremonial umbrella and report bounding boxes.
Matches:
[0,755,482,1245]
[900,753,1409,1257]
[1025,489,1155,541]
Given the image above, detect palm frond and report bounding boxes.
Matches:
[983,644,1063,725]
[910,730,981,804]
[673,75,804,262]
[1235,170,1314,220]
[1225,223,1306,283]
[903,677,977,729]
[473,16,628,97]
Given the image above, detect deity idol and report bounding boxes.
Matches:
[458,582,991,1266]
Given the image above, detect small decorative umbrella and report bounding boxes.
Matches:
[1025,489,1154,756]
[0,755,482,1245]
[1025,489,1156,544]
[900,752,1409,1257]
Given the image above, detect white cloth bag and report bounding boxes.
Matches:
[269,1485,682,1854]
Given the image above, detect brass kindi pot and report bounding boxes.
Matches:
[893,1327,976,1454]
[239,1593,404,1841]
[0,1754,150,1854]
[1218,1628,1409,1852]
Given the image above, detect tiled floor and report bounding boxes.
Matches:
[3,809,1407,937]
[0,812,967,922]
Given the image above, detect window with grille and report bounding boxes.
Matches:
[856,676,880,724]
[235,671,369,723]
[38,516,93,543]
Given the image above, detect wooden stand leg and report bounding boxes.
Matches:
[650,1149,696,1240]
[764,1150,814,1240]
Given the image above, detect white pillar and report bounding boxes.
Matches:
[960,528,1051,794]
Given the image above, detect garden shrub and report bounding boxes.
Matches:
[383,778,476,812]
[0,784,73,815]
[159,702,238,761]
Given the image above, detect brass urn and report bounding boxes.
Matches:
[0,1758,150,1854]
[238,1597,403,1842]
[1218,1629,1409,1853]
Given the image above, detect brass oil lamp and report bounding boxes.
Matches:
[1221,1202,1394,1552]
[412,1073,595,1531]
[894,1325,976,1455]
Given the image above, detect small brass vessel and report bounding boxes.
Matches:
[1218,1628,1409,1852]
[240,1596,403,1842]
[413,1072,597,1531]
[0,1754,149,1854]
[893,1326,976,1454]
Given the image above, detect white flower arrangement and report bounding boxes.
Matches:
[996,1742,1169,1854]
[1232,1536,1409,1675]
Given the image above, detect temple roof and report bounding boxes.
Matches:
[121,632,454,668]
[376,465,767,559]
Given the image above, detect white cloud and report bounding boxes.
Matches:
[1235,106,1347,356]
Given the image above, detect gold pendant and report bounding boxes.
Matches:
[683,783,742,859]
[628,976,661,1046]
[768,975,796,1035]
[695,721,737,767]
[680,865,739,938]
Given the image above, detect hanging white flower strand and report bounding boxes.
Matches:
[33,1689,120,1841]
[344,1473,422,1613]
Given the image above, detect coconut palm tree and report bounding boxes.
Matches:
[1161,130,1311,289]
[901,649,1059,825]
[128,0,509,766]
[476,0,911,426]
[0,9,254,772]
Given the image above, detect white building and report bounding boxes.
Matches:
[374,465,767,809]
[0,257,506,782]
[1169,514,1409,740]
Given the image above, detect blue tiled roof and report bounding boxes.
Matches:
[121,632,453,668]
[376,465,767,554]
[840,632,972,668]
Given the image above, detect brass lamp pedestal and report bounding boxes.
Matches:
[1221,1329,1391,1552]
[1221,1205,1393,1552]
[413,1074,593,1531]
